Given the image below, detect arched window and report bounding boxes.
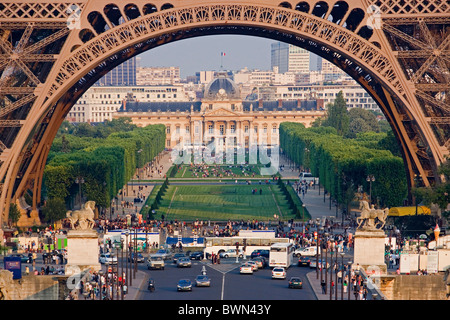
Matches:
[295,2,310,13]
[87,11,108,34]
[161,3,174,10]
[104,4,124,26]
[311,1,329,19]
[124,4,141,20]
[279,2,292,9]
[328,1,349,24]
[143,3,157,15]
[343,8,365,32]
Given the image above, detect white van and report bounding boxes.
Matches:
[294,246,320,257]
[299,172,317,184]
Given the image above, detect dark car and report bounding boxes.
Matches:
[177,279,192,292]
[298,256,311,267]
[288,277,303,289]
[250,249,269,259]
[128,252,145,263]
[8,254,30,263]
[173,253,187,263]
[251,257,267,269]
[189,251,204,260]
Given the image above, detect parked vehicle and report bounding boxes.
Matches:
[219,249,244,259]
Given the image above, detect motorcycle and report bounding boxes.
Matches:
[147,278,155,292]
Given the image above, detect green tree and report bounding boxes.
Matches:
[346,108,380,138]
[323,91,349,136]
[42,198,67,224]
[9,203,21,226]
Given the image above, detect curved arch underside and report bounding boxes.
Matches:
[0,0,448,225]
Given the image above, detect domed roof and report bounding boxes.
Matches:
[204,73,240,100]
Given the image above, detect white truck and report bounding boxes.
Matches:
[299,172,317,184]
[294,246,320,257]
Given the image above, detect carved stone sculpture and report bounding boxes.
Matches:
[66,201,96,230]
[0,270,19,300]
[357,200,389,231]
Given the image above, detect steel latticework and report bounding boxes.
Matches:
[0,0,448,229]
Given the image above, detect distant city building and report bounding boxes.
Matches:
[271,42,310,74]
[272,84,379,110]
[137,66,180,85]
[95,56,138,86]
[66,85,188,123]
[321,59,347,82]
[113,73,325,149]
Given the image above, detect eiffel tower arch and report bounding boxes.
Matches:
[0,1,448,229]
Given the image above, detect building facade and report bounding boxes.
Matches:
[95,56,138,86]
[113,73,325,150]
[136,66,181,85]
[66,85,188,123]
[271,42,311,74]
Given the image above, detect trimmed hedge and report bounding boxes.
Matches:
[279,122,407,207]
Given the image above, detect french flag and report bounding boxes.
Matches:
[221,52,226,56]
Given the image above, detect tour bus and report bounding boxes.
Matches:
[204,235,290,259]
[269,242,295,268]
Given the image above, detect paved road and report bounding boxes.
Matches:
[135,257,316,301]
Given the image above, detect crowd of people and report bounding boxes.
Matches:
[67,269,127,300]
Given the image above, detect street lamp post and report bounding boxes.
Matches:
[315,218,320,279]
[366,175,375,204]
[340,252,345,300]
[348,261,352,300]
[320,227,324,284]
[324,232,328,294]
[99,270,103,300]
[329,250,334,300]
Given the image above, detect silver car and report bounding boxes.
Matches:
[195,275,211,287]
[177,257,192,268]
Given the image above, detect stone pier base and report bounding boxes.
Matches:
[65,229,101,276]
[353,229,387,275]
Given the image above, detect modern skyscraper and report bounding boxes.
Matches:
[271,42,310,74]
[95,56,138,86]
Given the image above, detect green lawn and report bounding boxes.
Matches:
[154,184,293,221]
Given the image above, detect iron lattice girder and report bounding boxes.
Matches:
[0,0,447,228]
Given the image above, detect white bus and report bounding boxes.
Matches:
[269,242,295,268]
[204,236,290,259]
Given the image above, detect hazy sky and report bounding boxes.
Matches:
[137,35,275,78]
